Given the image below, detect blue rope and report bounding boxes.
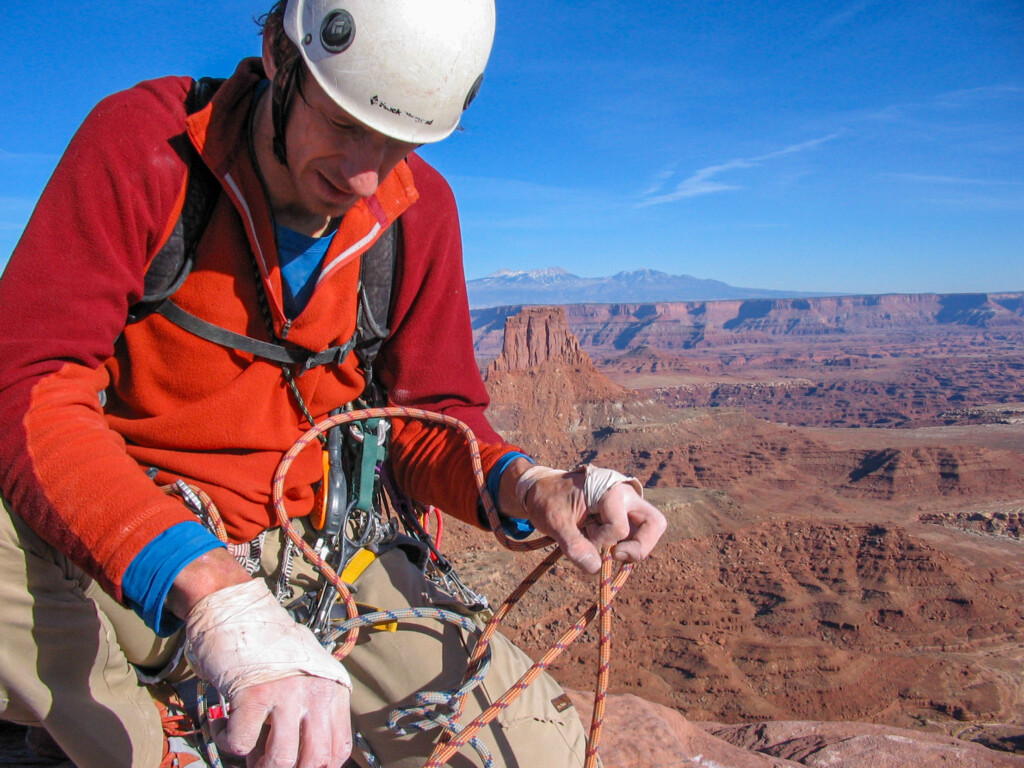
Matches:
[328,607,497,767]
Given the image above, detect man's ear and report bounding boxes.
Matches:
[262,30,278,80]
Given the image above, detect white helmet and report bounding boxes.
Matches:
[284,0,496,144]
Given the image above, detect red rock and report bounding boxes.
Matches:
[487,306,592,373]
[567,691,802,767]
[705,720,1024,767]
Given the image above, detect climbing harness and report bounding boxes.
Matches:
[177,406,632,768]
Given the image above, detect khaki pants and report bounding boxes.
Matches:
[0,499,595,768]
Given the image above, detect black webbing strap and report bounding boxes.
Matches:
[128,78,226,324]
[353,219,399,371]
[154,300,359,372]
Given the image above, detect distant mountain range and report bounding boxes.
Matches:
[466,267,828,308]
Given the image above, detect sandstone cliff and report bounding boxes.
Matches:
[484,306,670,465]
[472,291,1024,357]
[486,305,592,373]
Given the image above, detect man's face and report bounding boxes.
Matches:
[281,75,419,220]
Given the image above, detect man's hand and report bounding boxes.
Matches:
[214,676,352,768]
[168,551,354,767]
[499,459,667,574]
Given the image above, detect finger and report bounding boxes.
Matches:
[218,689,271,757]
[256,704,300,768]
[329,687,354,767]
[584,516,631,552]
[245,725,269,768]
[296,709,332,768]
[553,524,602,574]
[612,501,667,562]
[588,488,634,550]
[294,683,343,768]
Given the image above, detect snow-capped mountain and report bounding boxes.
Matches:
[466,267,825,309]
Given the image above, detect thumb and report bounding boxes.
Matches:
[554,526,602,574]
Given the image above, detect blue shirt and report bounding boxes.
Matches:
[277,225,334,318]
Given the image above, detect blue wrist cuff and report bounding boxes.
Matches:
[482,451,536,540]
[122,522,226,636]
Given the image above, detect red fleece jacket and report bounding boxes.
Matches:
[0,59,516,601]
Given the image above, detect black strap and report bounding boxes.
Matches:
[154,300,359,371]
[353,218,400,371]
[128,78,225,323]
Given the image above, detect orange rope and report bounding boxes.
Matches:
[189,405,632,767]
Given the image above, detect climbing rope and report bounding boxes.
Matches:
[181,405,633,768]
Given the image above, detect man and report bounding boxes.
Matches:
[0,1,667,766]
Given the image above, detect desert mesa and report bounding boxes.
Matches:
[452,291,1024,767]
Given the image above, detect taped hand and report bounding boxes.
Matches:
[184,579,353,767]
[513,463,667,574]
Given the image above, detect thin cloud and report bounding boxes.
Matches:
[0,148,60,163]
[885,173,1023,186]
[920,193,1024,212]
[934,85,1024,107]
[856,85,1024,127]
[639,134,839,207]
[642,164,679,197]
[814,0,875,38]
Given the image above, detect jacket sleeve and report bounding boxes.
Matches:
[379,153,521,526]
[0,77,198,599]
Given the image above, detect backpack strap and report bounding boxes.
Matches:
[128,78,224,323]
[353,218,401,373]
[153,300,359,370]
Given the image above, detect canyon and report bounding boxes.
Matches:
[451,294,1024,766]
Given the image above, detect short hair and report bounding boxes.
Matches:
[257,1,299,73]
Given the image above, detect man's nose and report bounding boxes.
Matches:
[339,133,388,198]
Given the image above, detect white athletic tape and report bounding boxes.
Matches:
[579,464,644,507]
[514,463,643,514]
[185,579,352,699]
[514,465,566,510]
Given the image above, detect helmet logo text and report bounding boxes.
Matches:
[370,94,434,126]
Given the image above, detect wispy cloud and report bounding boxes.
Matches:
[920,193,1024,212]
[848,84,1024,130]
[639,134,839,207]
[0,148,59,163]
[883,173,1024,211]
[814,0,876,39]
[933,85,1024,108]
[885,173,1024,186]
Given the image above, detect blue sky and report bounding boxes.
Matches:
[3,1,1022,295]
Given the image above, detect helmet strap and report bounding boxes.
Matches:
[271,56,302,166]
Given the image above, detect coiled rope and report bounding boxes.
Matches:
[184,405,633,768]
